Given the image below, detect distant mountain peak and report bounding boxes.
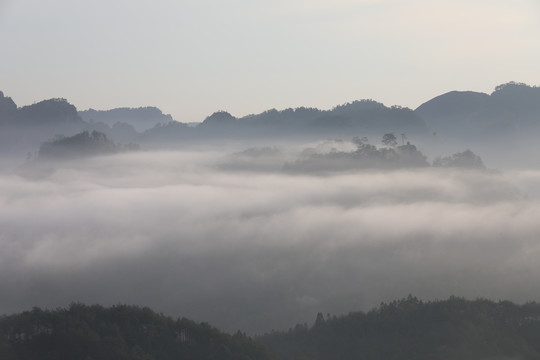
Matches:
[415,81,540,141]
[0,91,18,119]
[19,98,80,124]
[201,111,236,125]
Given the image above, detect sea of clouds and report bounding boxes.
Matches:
[2,149,540,333]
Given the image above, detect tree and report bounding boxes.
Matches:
[314,313,325,327]
[382,133,397,147]
[352,136,369,149]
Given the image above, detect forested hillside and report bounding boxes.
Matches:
[0,304,273,360]
[3,298,540,360]
[259,296,540,360]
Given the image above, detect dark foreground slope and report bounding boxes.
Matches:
[258,296,540,360]
[0,304,273,360]
[3,298,540,360]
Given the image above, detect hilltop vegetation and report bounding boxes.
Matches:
[0,304,273,360]
[280,134,484,173]
[284,135,430,172]
[258,296,540,360]
[38,131,139,159]
[3,298,540,359]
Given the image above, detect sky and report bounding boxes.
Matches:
[1,0,539,122]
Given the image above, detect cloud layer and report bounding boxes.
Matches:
[1,150,540,333]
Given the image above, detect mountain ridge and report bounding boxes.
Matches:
[1,82,539,166]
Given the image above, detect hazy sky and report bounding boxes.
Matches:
[1,0,539,121]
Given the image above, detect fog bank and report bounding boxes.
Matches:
[1,150,540,333]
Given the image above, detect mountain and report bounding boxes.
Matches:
[142,100,431,145]
[0,91,18,124]
[79,107,174,132]
[258,296,540,360]
[0,97,142,160]
[208,101,429,139]
[1,82,539,166]
[18,98,83,127]
[37,131,120,159]
[416,82,540,141]
[0,304,273,360]
[0,98,88,159]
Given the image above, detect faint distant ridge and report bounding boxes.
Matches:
[415,81,540,141]
[79,106,173,132]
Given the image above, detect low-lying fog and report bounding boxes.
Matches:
[2,147,540,334]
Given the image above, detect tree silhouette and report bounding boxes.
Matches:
[382,133,397,147]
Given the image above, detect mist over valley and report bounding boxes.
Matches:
[2,110,540,334]
[2,83,540,360]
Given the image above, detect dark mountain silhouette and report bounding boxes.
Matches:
[4,298,540,360]
[1,82,539,167]
[79,107,174,132]
[0,98,88,159]
[142,100,431,145]
[259,296,540,360]
[312,101,426,136]
[200,110,237,126]
[0,97,142,159]
[0,304,273,360]
[38,131,120,159]
[0,91,18,124]
[18,98,83,127]
[416,82,540,141]
[232,100,428,138]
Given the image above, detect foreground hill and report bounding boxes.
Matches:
[0,304,273,360]
[258,296,540,360]
[3,298,540,359]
